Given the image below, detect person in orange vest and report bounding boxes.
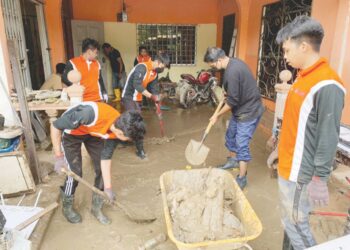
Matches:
[62,38,108,102]
[51,102,145,225]
[134,46,151,66]
[122,52,170,159]
[276,16,345,249]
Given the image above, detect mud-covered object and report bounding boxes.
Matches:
[0,209,6,233]
[0,114,4,130]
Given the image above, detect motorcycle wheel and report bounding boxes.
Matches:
[209,90,219,107]
[183,87,196,109]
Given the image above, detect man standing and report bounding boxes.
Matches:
[276,16,346,249]
[204,47,264,190]
[134,46,151,66]
[102,43,126,102]
[122,52,170,159]
[62,38,108,102]
[51,102,145,224]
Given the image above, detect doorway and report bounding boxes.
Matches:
[222,14,236,57]
[20,0,45,90]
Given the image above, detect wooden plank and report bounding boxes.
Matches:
[7,40,41,183]
[13,102,70,111]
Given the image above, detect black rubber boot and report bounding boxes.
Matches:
[91,193,111,225]
[60,190,82,224]
[135,140,146,159]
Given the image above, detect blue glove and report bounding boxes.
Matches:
[307,176,329,207]
[54,155,66,174]
[104,188,116,202]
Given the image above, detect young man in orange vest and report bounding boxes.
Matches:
[62,38,108,102]
[51,102,145,224]
[134,46,151,66]
[276,16,345,249]
[122,52,170,159]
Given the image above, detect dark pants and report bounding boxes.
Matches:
[61,133,104,196]
[121,98,144,153]
[101,139,122,160]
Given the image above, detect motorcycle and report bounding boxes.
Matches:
[178,69,223,108]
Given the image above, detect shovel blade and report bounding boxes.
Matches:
[185,139,210,166]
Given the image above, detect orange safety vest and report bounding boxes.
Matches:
[131,61,157,102]
[137,55,151,63]
[65,102,120,139]
[70,56,103,102]
[278,58,345,181]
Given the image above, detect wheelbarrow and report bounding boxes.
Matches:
[159,168,262,250]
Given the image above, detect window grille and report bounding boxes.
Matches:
[137,24,196,65]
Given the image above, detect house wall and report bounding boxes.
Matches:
[103,23,217,88]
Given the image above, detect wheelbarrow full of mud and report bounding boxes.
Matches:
[160,168,262,250]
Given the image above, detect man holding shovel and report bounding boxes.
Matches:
[51,102,145,224]
[121,52,170,159]
[204,47,264,190]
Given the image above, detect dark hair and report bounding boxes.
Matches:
[56,63,66,75]
[82,38,100,53]
[102,43,112,50]
[138,46,147,53]
[203,47,226,63]
[276,15,324,52]
[154,52,171,69]
[115,111,146,141]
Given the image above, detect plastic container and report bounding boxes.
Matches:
[160,169,262,250]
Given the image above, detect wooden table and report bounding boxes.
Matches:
[13,101,71,123]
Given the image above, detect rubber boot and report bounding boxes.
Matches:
[112,89,121,102]
[60,190,82,224]
[217,157,239,170]
[135,140,146,159]
[91,193,111,225]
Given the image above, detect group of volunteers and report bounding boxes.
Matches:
[50,15,346,250]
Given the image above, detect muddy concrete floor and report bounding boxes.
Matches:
[41,103,349,250]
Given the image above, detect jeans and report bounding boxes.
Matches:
[278,177,316,250]
[112,71,126,89]
[225,115,261,162]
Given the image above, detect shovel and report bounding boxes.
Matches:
[61,168,157,224]
[185,99,225,166]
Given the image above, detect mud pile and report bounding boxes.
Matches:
[166,168,244,243]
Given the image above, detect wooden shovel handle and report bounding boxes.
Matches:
[61,168,109,200]
[204,99,225,135]
[14,202,58,231]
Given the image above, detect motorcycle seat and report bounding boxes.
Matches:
[180,74,199,85]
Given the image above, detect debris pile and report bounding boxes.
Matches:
[166,169,244,243]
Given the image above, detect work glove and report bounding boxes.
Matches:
[307,176,329,207]
[104,188,116,202]
[150,94,160,103]
[54,155,66,174]
[103,93,109,103]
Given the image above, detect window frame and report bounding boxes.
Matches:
[136,24,197,66]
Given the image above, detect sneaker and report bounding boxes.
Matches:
[235,175,247,190]
[217,157,239,170]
